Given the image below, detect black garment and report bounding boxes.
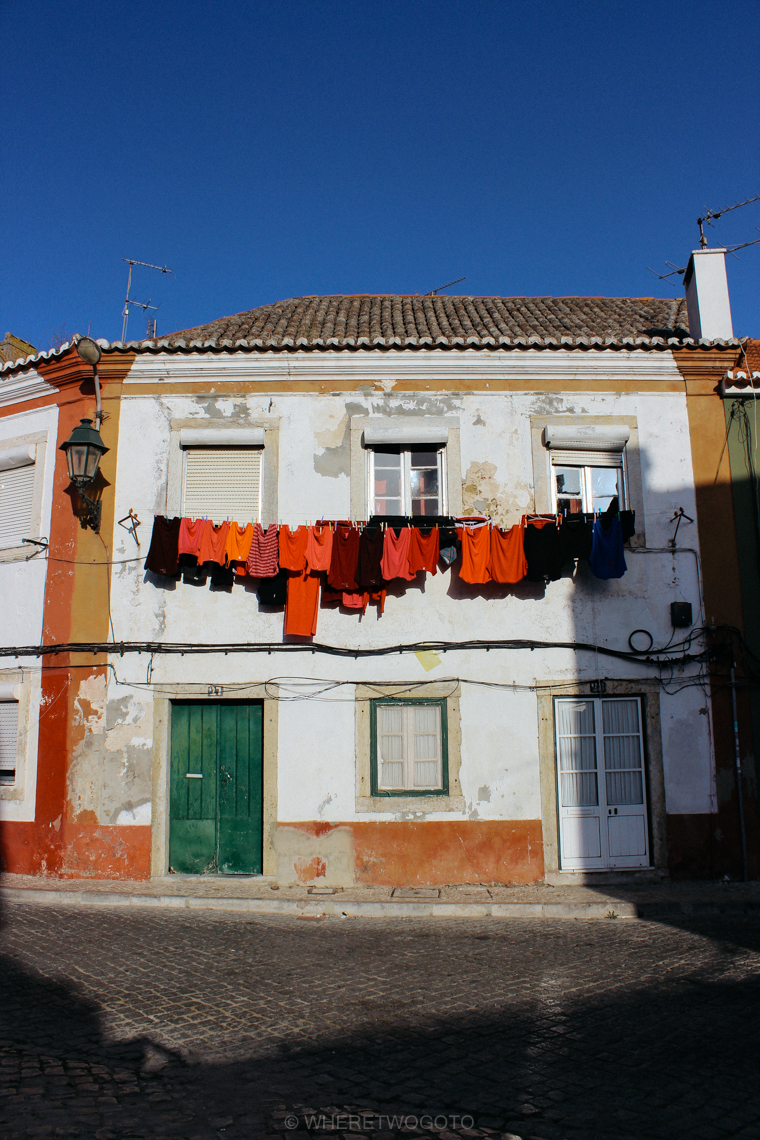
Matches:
[524,522,563,582]
[179,552,206,584]
[257,570,287,606]
[356,526,385,590]
[620,510,636,543]
[558,516,593,563]
[144,516,181,576]
[209,565,234,588]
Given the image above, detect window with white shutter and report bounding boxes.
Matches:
[371,700,448,794]
[0,701,19,785]
[182,448,262,523]
[0,463,36,549]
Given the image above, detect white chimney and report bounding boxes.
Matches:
[683,248,734,340]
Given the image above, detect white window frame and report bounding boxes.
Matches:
[367,446,447,517]
[0,432,48,562]
[550,450,627,514]
[555,695,651,871]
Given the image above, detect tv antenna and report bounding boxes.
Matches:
[423,276,466,296]
[697,193,760,248]
[121,258,173,341]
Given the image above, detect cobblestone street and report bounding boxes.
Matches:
[1,903,759,1140]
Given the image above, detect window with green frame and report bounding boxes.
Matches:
[370,698,449,796]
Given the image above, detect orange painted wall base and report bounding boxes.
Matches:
[0,821,151,881]
[280,820,545,885]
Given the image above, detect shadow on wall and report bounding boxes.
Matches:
[1,907,760,1137]
[562,442,759,882]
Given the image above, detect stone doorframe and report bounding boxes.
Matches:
[536,679,668,875]
[151,684,279,877]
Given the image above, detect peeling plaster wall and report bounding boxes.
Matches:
[67,674,153,827]
[102,351,714,881]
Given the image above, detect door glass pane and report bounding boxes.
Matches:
[561,771,599,807]
[557,700,595,736]
[603,699,643,804]
[554,466,584,514]
[605,771,643,805]
[603,699,639,735]
[558,735,596,770]
[590,466,621,512]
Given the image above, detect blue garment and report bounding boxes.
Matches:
[589,515,627,579]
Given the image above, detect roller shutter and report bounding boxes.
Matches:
[182,448,262,523]
[0,464,35,548]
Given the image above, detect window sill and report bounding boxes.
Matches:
[357,794,465,814]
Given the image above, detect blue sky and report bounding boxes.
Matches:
[2,0,758,348]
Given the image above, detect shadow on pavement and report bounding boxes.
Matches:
[1,905,760,1140]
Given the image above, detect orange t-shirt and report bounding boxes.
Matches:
[489,523,528,583]
[284,569,320,637]
[408,527,439,576]
[305,524,333,572]
[197,520,229,565]
[458,524,492,584]
[225,523,254,576]
[380,527,415,581]
[279,525,309,571]
[178,518,204,559]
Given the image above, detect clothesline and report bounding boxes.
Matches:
[145,511,634,638]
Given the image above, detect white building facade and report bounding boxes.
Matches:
[92,294,714,886]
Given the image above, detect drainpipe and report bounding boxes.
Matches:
[729,664,749,881]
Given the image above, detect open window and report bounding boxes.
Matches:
[543,425,630,514]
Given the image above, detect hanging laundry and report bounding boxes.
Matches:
[458,521,492,584]
[305,523,333,572]
[257,569,287,606]
[246,522,279,577]
[380,526,415,581]
[524,519,563,582]
[620,509,636,543]
[408,526,439,576]
[284,569,320,636]
[278,524,309,571]
[225,522,254,576]
[178,517,204,560]
[197,520,230,566]
[557,516,593,564]
[328,523,361,590]
[488,522,528,584]
[341,591,366,609]
[355,525,385,590]
[589,515,627,579]
[145,516,181,576]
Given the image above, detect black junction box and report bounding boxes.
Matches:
[671,602,693,628]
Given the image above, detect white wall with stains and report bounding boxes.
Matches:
[102,349,713,846]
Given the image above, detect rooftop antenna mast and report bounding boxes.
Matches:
[121,258,173,342]
[697,193,760,248]
[424,276,466,296]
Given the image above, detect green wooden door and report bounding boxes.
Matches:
[169,702,263,874]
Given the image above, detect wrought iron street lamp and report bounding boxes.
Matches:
[60,337,109,532]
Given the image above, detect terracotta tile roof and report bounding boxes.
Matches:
[154,294,693,349]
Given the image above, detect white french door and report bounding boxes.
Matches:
[555,696,650,870]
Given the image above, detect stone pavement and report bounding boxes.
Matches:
[1,900,760,1139]
[3,872,760,920]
